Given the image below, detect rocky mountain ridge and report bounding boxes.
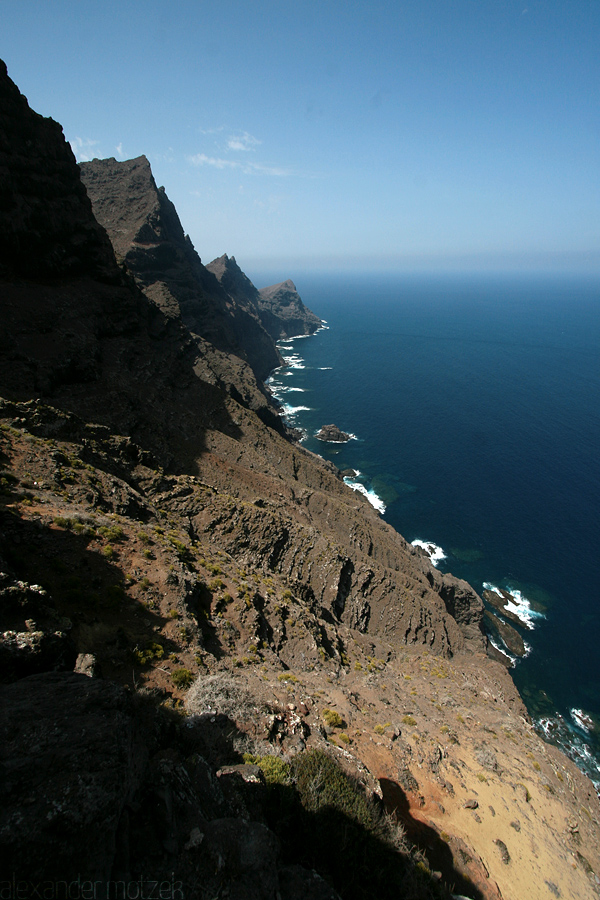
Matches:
[206,254,322,341]
[1,60,599,900]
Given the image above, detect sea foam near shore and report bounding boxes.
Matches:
[343,473,386,513]
[411,539,447,567]
[483,582,545,630]
[537,714,600,792]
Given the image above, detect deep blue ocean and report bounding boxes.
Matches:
[258,270,600,788]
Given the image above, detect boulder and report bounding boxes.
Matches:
[0,672,149,881]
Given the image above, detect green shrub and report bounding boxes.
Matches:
[171,668,194,689]
[283,749,445,899]
[209,577,225,591]
[104,584,125,608]
[168,536,189,558]
[98,525,124,542]
[243,753,291,785]
[53,515,73,529]
[133,642,164,666]
[292,750,376,828]
[322,708,344,728]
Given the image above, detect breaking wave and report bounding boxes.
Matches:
[488,634,518,666]
[282,352,306,369]
[281,404,311,417]
[343,475,386,514]
[411,539,446,567]
[482,583,545,630]
[536,714,600,793]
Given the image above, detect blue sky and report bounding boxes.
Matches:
[3,0,599,274]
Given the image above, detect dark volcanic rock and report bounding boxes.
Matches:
[257,279,323,339]
[0,61,119,281]
[207,254,321,346]
[484,609,527,658]
[0,672,149,880]
[316,424,351,443]
[483,587,526,627]
[80,157,284,392]
[206,253,284,373]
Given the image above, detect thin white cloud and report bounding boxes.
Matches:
[187,153,292,176]
[248,161,290,177]
[227,131,261,152]
[188,153,240,170]
[70,136,99,162]
[115,142,124,159]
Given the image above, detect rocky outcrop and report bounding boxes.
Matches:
[484,610,527,658]
[316,424,351,442]
[0,61,119,281]
[206,254,322,344]
[80,157,284,422]
[257,279,323,339]
[0,672,150,881]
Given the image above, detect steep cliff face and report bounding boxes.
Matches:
[0,59,483,661]
[258,278,323,339]
[2,61,600,900]
[80,156,283,385]
[206,253,323,340]
[0,61,118,281]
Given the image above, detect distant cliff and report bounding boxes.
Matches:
[258,278,323,339]
[79,156,283,420]
[206,254,322,339]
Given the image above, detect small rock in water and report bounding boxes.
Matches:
[316,424,351,443]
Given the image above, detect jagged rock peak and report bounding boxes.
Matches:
[206,253,259,302]
[208,256,322,340]
[80,157,284,387]
[260,277,297,294]
[79,155,173,261]
[0,60,119,281]
[258,278,323,340]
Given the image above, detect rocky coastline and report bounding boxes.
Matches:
[1,60,599,900]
